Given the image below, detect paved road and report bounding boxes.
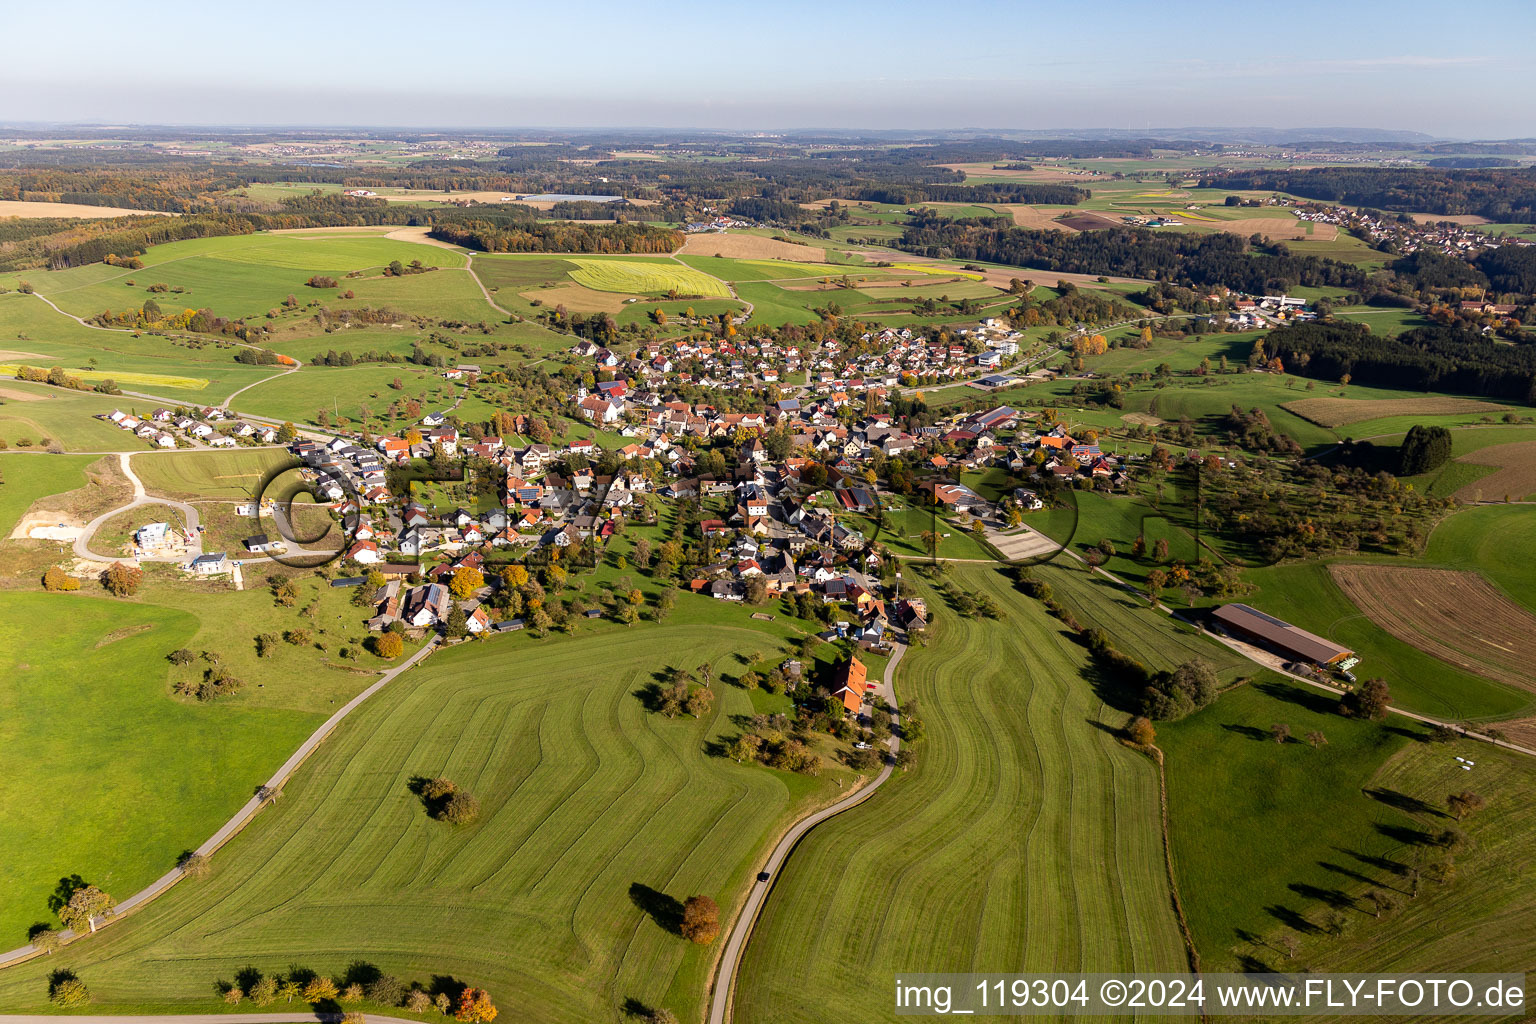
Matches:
[0,638,440,969]
[71,453,203,563]
[707,642,906,1024]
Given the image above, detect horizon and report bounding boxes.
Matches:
[5,0,1533,138]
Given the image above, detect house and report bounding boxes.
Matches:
[345,539,382,564]
[831,656,869,715]
[401,583,451,628]
[244,534,286,555]
[188,551,228,575]
[136,522,170,550]
[420,412,447,427]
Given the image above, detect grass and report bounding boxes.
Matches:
[232,364,454,427]
[0,592,325,945]
[735,564,1220,1022]
[0,621,847,1023]
[0,380,157,451]
[1420,504,1536,613]
[0,452,98,535]
[131,449,293,501]
[1241,561,1533,723]
[1163,677,1536,981]
[567,259,733,299]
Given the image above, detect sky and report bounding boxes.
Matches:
[5,0,1533,138]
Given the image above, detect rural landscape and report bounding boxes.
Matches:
[1,2,1534,1021]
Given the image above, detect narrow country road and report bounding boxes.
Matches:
[707,641,906,1024]
[72,453,203,562]
[0,638,441,969]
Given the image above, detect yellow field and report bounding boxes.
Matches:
[888,263,985,281]
[3,365,209,391]
[567,259,733,298]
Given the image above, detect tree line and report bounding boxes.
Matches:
[1200,167,1536,223]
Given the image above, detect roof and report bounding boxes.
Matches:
[1212,603,1352,665]
[839,655,869,691]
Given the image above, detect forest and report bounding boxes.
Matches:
[895,215,1368,293]
[1266,321,1536,402]
[1200,167,1536,222]
[427,220,681,254]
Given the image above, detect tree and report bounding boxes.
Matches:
[685,686,714,717]
[1364,888,1399,918]
[341,983,365,1004]
[405,989,432,1013]
[1305,730,1328,748]
[1339,677,1391,720]
[250,975,279,1006]
[680,895,721,943]
[49,976,89,1006]
[303,977,338,1003]
[449,565,485,599]
[443,604,469,638]
[920,530,940,557]
[1271,722,1291,744]
[1153,537,1169,562]
[29,927,60,954]
[1127,716,1156,746]
[225,987,244,1006]
[101,562,143,597]
[373,632,404,659]
[442,791,481,825]
[502,564,530,589]
[456,987,498,1023]
[280,979,303,1004]
[42,566,79,591]
[1446,790,1486,821]
[366,975,405,1007]
[178,851,210,878]
[58,884,115,934]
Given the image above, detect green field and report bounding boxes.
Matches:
[0,380,159,451]
[232,364,454,427]
[1241,561,1533,723]
[735,563,1245,1021]
[0,622,846,1022]
[1163,677,1536,978]
[0,452,96,534]
[131,449,293,501]
[1420,504,1536,613]
[567,258,733,298]
[0,592,324,945]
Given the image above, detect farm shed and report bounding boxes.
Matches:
[1212,603,1353,667]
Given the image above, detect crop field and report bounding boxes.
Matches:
[1240,562,1532,723]
[676,233,827,262]
[1448,439,1536,501]
[1280,396,1512,428]
[0,624,843,1023]
[23,234,467,324]
[0,364,208,391]
[677,256,834,282]
[567,258,733,298]
[1422,505,1536,613]
[131,449,292,501]
[0,592,324,945]
[735,564,1220,1022]
[1329,566,1536,691]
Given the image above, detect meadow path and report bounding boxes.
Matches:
[0,638,441,969]
[708,642,906,1024]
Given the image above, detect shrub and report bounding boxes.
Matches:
[101,561,143,597]
[366,975,405,1007]
[49,976,89,1007]
[680,895,720,943]
[441,791,481,825]
[405,989,433,1013]
[42,566,80,591]
[373,632,404,659]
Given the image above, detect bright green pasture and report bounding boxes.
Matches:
[0,452,96,533]
[131,449,291,501]
[0,624,841,1023]
[0,381,157,451]
[231,364,453,427]
[735,564,1206,1022]
[0,592,322,945]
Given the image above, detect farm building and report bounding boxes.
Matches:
[1211,604,1353,667]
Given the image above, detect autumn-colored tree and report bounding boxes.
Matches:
[49,976,89,1006]
[302,977,338,1003]
[1339,677,1391,720]
[502,564,529,589]
[1127,716,1156,746]
[373,632,404,659]
[250,976,278,1006]
[1447,790,1486,821]
[680,895,720,943]
[43,566,80,591]
[449,565,486,599]
[101,562,143,597]
[279,979,303,1004]
[58,884,115,934]
[456,987,498,1023]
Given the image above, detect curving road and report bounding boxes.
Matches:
[0,638,440,969]
[707,641,906,1024]
[72,453,202,562]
